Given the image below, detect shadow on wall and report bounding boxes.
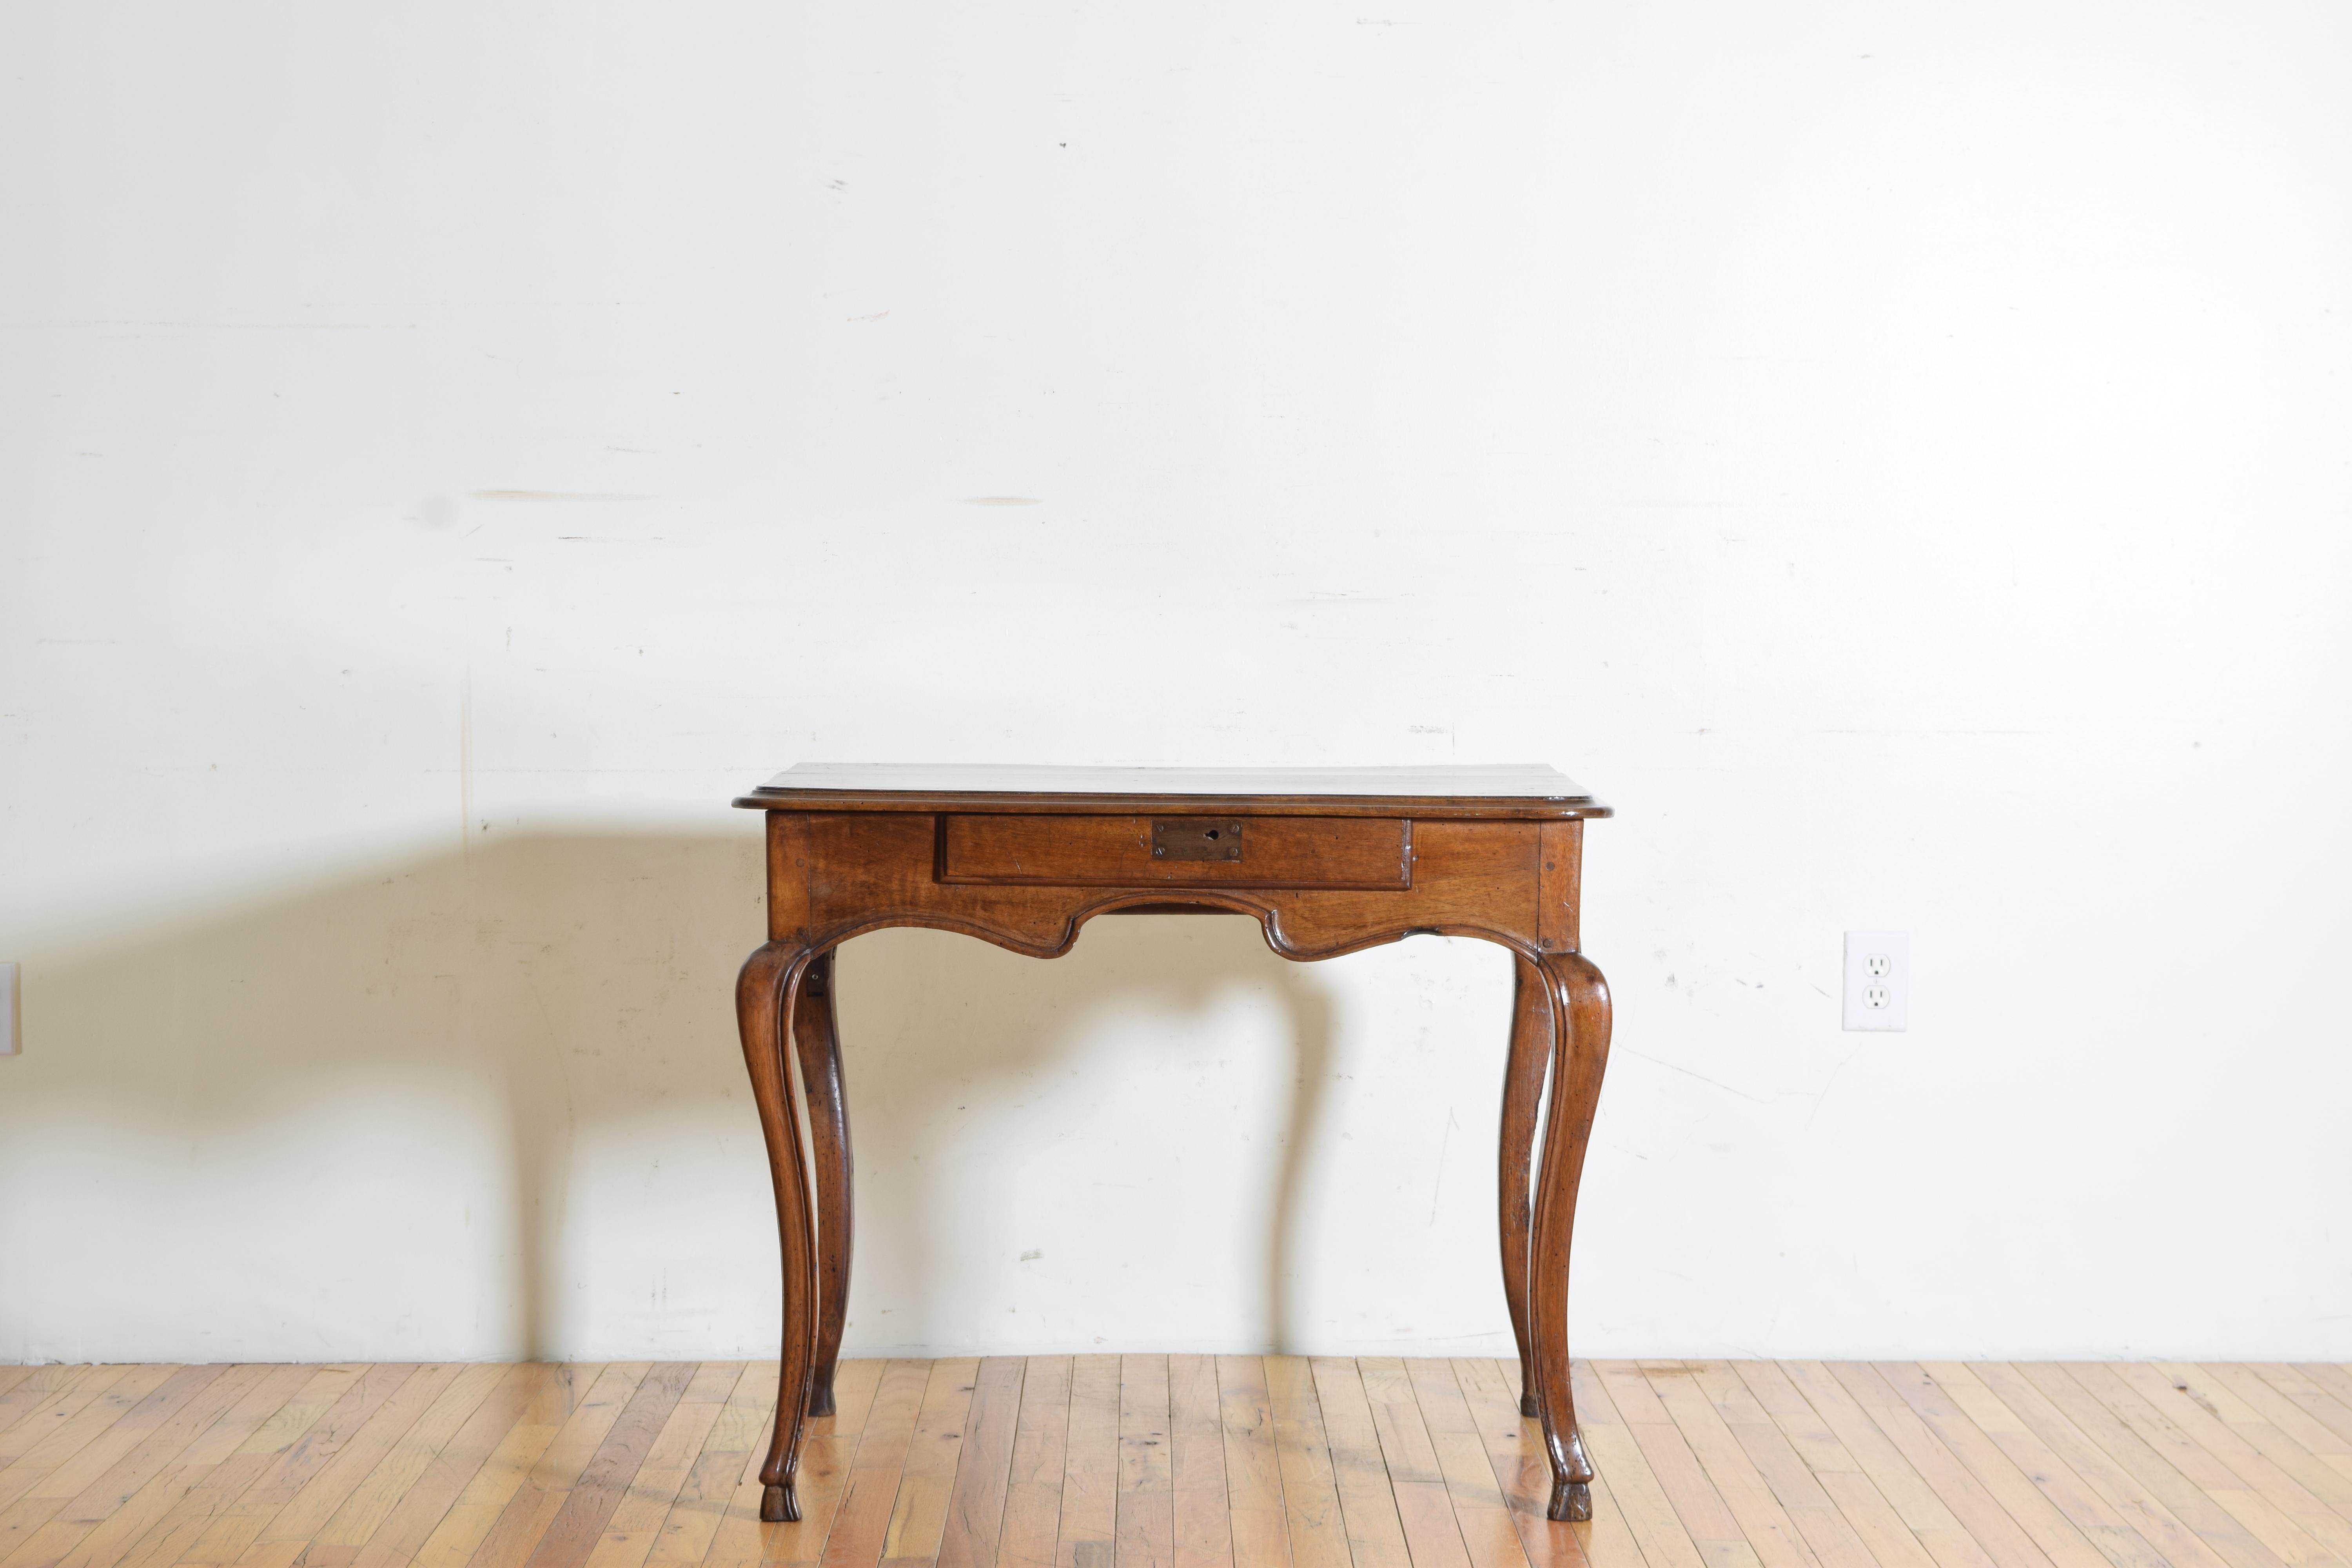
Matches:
[9,830,1346,1359]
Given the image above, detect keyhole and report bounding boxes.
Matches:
[1204,829,1220,840]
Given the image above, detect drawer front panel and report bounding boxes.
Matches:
[940,814,1412,889]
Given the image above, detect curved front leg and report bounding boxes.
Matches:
[1499,956,1548,1418]
[738,941,820,1523]
[1527,951,1610,1522]
[793,951,853,1418]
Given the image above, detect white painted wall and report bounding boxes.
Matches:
[3,1,2348,1364]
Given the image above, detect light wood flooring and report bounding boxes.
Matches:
[3,1359,2350,1568]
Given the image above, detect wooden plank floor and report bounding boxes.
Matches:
[2,1361,2348,1568]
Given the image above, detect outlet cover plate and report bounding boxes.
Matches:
[1842,931,1908,1031]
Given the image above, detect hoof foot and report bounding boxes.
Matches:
[1547,1481,1591,1523]
[760,1483,799,1523]
[1520,1392,1539,1419]
[807,1376,836,1418]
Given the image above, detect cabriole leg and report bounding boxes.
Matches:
[738,941,820,1523]
[1499,955,1549,1419]
[794,950,853,1418]
[1526,951,1611,1522]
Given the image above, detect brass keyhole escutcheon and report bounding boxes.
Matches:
[1152,818,1245,861]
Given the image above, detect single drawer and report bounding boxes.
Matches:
[939,814,1412,889]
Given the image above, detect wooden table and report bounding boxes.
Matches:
[731,764,1614,1524]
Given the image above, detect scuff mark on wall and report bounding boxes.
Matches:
[470,491,648,503]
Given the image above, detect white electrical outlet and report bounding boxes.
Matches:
[0,962,16,1055]
[1842,932,1907,1031]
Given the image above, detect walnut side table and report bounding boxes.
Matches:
[731,764,1613,1523]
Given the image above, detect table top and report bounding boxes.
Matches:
[734,763,1610,819]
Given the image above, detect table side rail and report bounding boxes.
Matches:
[764,811,1579,961]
